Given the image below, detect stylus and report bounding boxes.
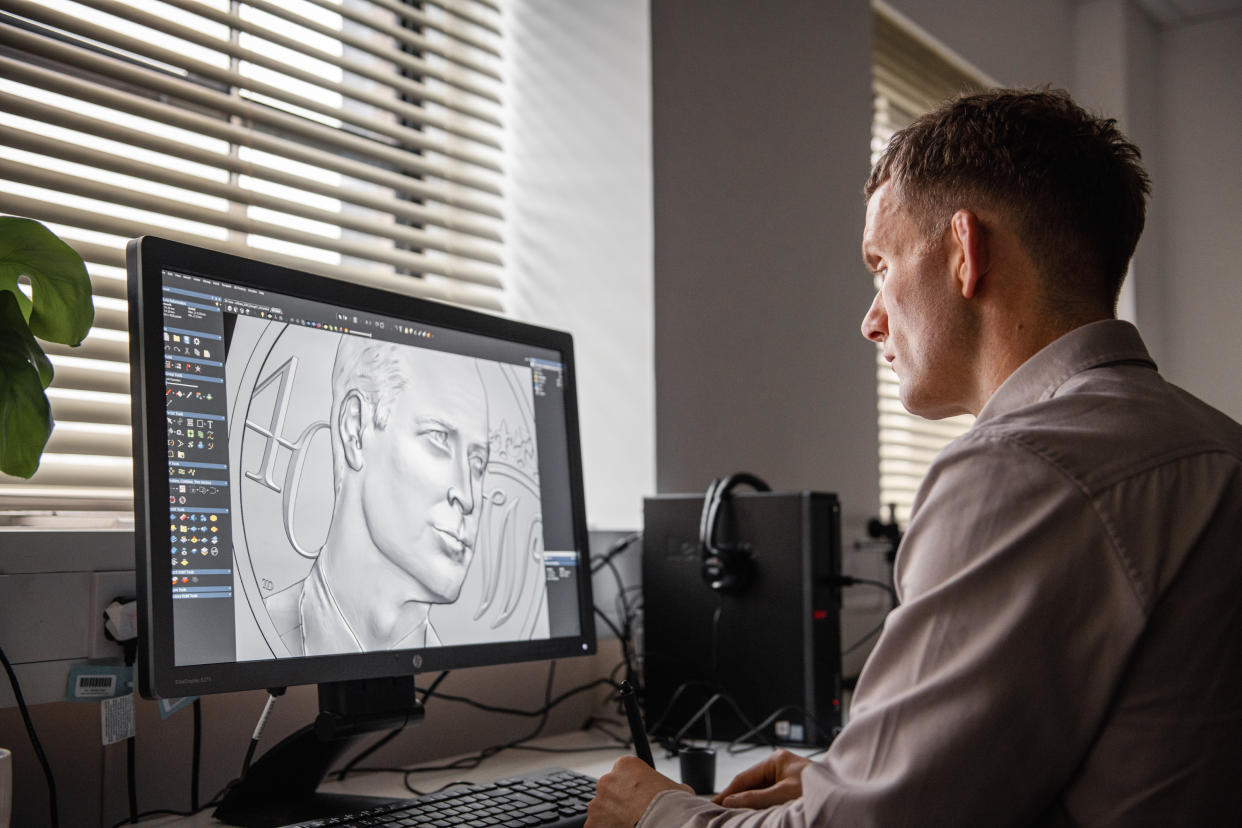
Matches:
[618,680,655,767]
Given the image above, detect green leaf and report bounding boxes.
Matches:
[0,290,54,389]
[0,334,53,480]
[0,289,53,388]
[0,216,93,346]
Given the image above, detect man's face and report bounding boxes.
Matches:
[860,181,978,419]
[359,352,489,603]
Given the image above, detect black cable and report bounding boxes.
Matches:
[835,575,898,608]
[579,715,631,745]
[722,704,838,755]
[590,532,640,574]
[404,779,480,797]
[645,679,720,737]
[709,598,724,683]
[835,575,897,665]
[420,670,451,702]
[191,699,202,812]
[334,670,451,782]
[0,644,58,828]
[593,606,625,642]
[126,734,138,823]
[336,729,404,782]
[114,698,204,825]
[842,618,887,656]
[397,664,614,784]
[430,676,616,718]
[668,691,759,749]
[340,668,624,785]
[241,687,285,777]
[240,740,258,779]
[508,742,627,754]
[593,605,639,689]
[591,536,642,688]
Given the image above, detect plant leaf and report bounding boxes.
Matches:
[0,216,93,346]
[0,333,53,479]
[0,289,54,388]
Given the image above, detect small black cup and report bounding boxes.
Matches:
[678,745,717,795]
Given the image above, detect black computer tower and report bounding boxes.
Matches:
[641,491,843,747]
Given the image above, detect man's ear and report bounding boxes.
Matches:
[339,390,366,471]
[950,209,988,299]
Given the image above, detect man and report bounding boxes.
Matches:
[270,336,491,655]
[588,89,1242,825]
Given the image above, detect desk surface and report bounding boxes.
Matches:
[152,730,811,825]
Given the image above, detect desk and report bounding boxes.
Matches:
[150,730,813,826]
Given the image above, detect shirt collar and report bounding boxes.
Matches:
[976,319,1157,424]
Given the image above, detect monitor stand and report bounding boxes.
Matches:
[212,676,425,828]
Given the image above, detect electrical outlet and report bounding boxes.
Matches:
[89,571,136,659]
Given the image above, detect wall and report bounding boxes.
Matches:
[503,0,655,531]
[1158,15,1242,419]
[651,0,878,523]
[885,0,1076,88]
[650,0,885,679]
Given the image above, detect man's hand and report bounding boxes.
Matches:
[586,755,693,827]
[711,749,811,809]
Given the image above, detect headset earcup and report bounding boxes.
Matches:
[699,472,770,593]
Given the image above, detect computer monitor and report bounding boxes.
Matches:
[127,237,596,825]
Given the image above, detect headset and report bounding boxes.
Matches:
[698,472,771,593]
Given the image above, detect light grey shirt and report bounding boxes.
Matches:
[642,320,1242,826]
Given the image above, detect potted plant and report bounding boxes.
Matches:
[0,216,94,478]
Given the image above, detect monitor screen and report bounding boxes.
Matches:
[128,237,595,699]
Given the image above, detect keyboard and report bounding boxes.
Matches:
[284,767,597,827]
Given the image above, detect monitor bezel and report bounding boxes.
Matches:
[128,236,596,699]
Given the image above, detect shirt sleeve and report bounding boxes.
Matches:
[641,789,809,827]
[643,432,1146,827]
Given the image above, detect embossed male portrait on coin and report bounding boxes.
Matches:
[225,318,549,660]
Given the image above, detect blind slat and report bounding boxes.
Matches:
[2,173,504,289]
[426,0,502,36]
[0,59,504,219]
[0,0,509,511]
[44,422,132,457]
[0,22,505,184]
[13,0,504,151]
[361,0,502,57]
[296,0,501,81]
[145,0,503,127]
[42,334,129,365]
[243,0,502,103]
[3,93,503,240]
[45,358,130,396]
[0,458,131,489]
[87,303,127,333]
[7,195,505,309]
[48,391,131,426]
[1,128,504,266]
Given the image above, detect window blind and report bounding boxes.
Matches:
[871,8,984,526]
[0,0,505,512]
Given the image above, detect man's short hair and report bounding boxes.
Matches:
[865,88,1151,313]
[328,336,409,494]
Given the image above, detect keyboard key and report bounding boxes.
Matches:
[281,767,596,827]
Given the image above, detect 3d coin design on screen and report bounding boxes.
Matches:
[225,318,548,660]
